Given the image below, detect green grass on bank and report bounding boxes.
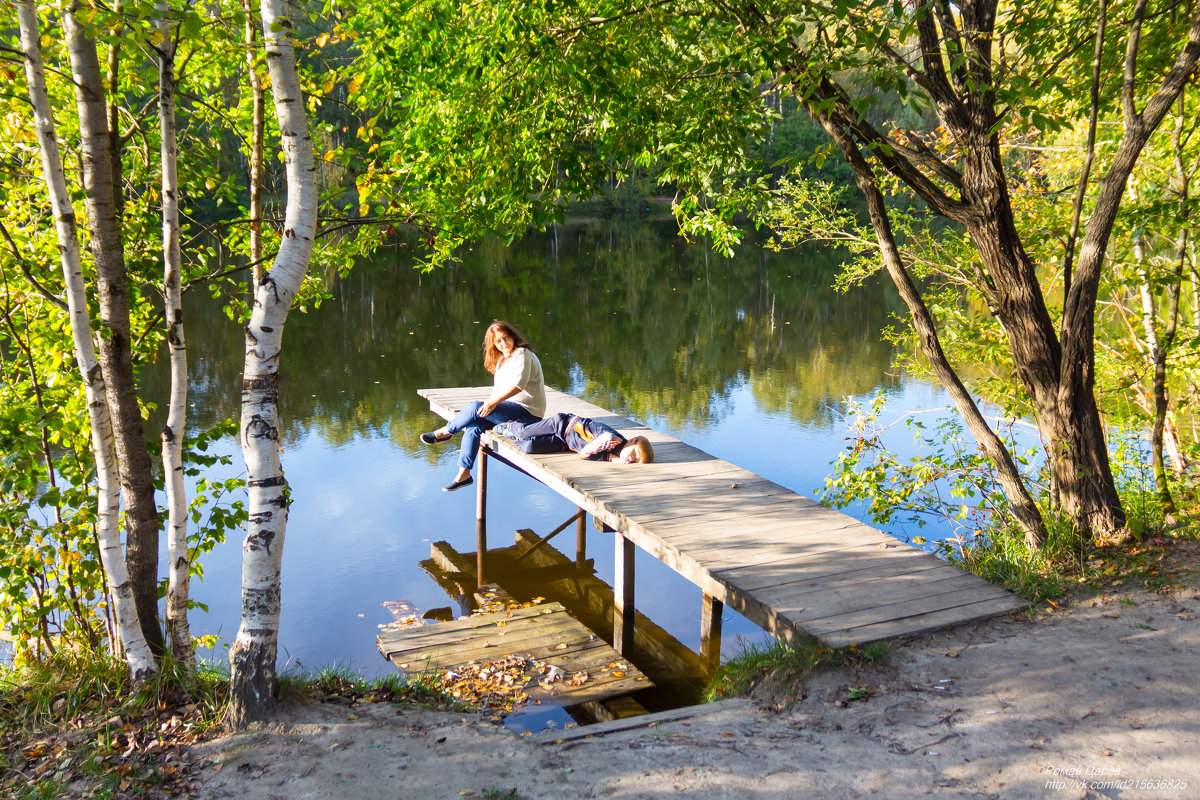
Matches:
[941,497,1200,604]
[0,652,468,800]
[704,636,891,705]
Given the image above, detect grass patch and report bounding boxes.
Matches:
[0,649,229,799]
[279,661,467,711]
[704,636,890,704]
[937,496,1200,604]
[480,788,521,800]
[1,650,473,799]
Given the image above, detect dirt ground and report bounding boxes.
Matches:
[191,581,1200,800]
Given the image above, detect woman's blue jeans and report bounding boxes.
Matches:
[445,400,540,471]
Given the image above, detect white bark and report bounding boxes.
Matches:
[228,0,318,725]
[243,0,266,293]
[158,9,193,669]
[17,0,156,681]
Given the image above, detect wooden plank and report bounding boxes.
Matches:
[393,634,620,682]
[382,615,586,665]
[711,541,940,591]
[662,518,890,557]
[377,603,559,647]
[765,570,1012,625]
[817,594,1027,647]
[799,585,1023,636]
[531,699,750,744]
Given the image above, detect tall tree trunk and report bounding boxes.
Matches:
[243,0,266,293]
[158,10,194,668]
[1054,0,1200,532]
[62,0,165,656]
[228,0,318,726]
[18,0,155,680]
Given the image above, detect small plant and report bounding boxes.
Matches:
[847,685,872,701]
[481,788,521,800]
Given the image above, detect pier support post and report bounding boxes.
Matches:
[576,508,587,567]
[476,445,488,523]
[700,593,724,670]
[613,533,635,654]
[475,448,488,585]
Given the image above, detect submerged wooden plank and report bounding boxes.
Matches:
[377,600,651,705]
[417,386,1024,647]
[531,699,751,744]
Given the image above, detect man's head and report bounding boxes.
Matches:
[617,436,654,464]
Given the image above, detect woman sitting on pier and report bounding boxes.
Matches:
[420,320,546,491]
[495,413,654,464]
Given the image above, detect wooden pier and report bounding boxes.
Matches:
[419,387,1025,650]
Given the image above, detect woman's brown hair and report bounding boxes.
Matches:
[482,320,532,374]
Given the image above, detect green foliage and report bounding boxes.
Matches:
[333,0,788,260]
[821,393,1040,536]
[938,515,1080,602]
[820,396,1198,602]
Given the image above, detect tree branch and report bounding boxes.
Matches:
[813,77,969,221]
[0,220,69,311]
[1063,0,1107,302]
[1122,0,1149,128]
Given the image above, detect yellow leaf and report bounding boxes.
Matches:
[348,74,363,94]
[323,79,335,94]
[324,150,336,162]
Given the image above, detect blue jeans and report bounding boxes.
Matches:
[445,400,540,471]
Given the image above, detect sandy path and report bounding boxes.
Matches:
[191,584,1200,800]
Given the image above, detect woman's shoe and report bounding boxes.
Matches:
[420,430,450,444]
[442,476,474,492]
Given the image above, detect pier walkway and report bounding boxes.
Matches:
[418,387,1025,650]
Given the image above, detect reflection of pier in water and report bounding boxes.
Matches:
[414,529,710,720]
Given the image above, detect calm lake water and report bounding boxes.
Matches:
[151,218,961,727]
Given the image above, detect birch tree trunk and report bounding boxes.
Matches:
[157,10,194,668]
[242,0,266,293]
[62,0,166,655]
[18,0,155,680]
[227,0,318,726]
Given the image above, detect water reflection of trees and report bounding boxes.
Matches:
[145,219,904,451]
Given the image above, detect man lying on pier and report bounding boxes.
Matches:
[494,413,654,464]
